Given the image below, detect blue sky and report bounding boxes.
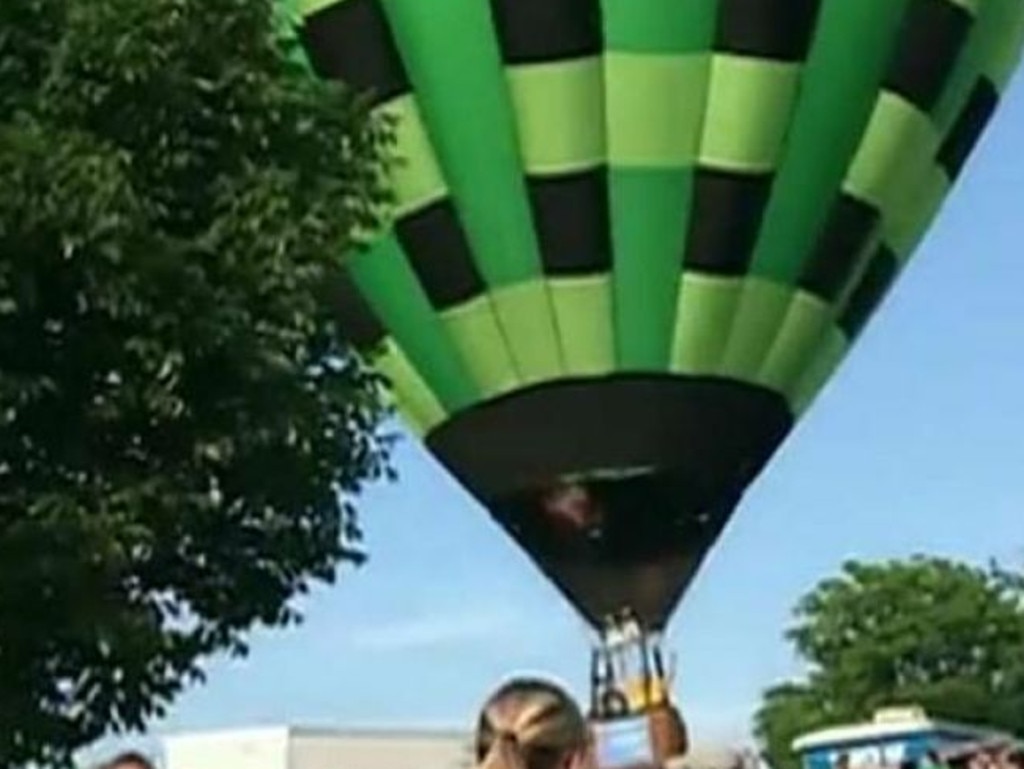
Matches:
[93,75,1024,760]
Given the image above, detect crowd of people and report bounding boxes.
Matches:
[834,745,1024,769]
[93,678,1023,769]
[92,677,595,769]
[940,743,1024,769]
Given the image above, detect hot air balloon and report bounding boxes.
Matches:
[276,0,1023,757]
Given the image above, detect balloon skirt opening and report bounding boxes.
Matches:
[427,374,793,627]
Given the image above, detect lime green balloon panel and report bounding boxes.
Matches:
[290,0,1024,425]
[282,0,1023,630]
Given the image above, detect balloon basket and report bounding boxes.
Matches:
[588,610,689,767]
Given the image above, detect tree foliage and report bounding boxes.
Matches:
[755,557,1024,769]
[0,0,392,764]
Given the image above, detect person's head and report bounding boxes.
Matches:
[102,751,156,769]
[475,677,591,769]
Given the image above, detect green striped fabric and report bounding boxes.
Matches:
[289,0,1023,430]
[281,0,1023,630]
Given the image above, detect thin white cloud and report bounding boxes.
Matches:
[343,606,524,651]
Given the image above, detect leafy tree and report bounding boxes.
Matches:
[755,557,1024,769]
[0,0,392,765]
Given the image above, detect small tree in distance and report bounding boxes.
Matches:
[755,557,1024,769]
[0,0,393,765]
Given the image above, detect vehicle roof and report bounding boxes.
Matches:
[792,709,1013,753]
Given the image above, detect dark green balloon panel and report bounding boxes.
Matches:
[279,0,1024,628]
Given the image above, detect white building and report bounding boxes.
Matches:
[160,726,752,769]
[162,726,473,769]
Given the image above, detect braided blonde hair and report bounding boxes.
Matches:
[475,678,590,769]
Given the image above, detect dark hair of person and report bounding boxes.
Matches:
[475,677,589,769]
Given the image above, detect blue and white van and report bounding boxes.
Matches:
[792,707,1016,769]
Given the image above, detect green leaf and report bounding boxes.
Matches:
[755,557,1024,769]
[0,0,392,765]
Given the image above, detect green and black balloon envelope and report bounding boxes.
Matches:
[277,0,1024,631]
